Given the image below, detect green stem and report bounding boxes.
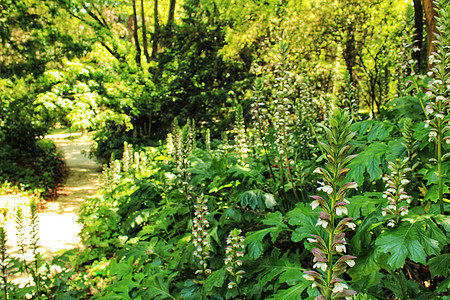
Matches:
[437,127,443,214]
[284,147,299,203]
[326,192,336,300]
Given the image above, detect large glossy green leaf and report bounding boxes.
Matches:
[428,253,450,278]
[285,203,323,244]
[245,211,288,259]
[375,215,447,270]
[346,192,385,219]
[266,280,310,300]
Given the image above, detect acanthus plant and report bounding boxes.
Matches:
[233,104,250,166]
[192,195,211,280]
[224,228,245,298]
[303,109,358,300]
[170,119,196,215]
[381,158,412,227]
[423,0,450,215]
[272,41,299,206]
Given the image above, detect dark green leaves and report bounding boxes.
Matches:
[375,215,447,270]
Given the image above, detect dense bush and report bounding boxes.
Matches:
[0,138,66,198]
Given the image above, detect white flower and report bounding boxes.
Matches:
[332,282,349,293]
[345,259,356,268]
[387,220,395,227]
[313,167,322,174]
[312,281,317,288]
[400,209,409,216]
[313,261,328,272]
[336,206,348,216]
[382,211,387,216]
[302,274,315,281]
[345,222,356,230]
[336,244,346,253]
[318,185,333,194]
[400,179,410,185]
[316,218,328,229]
[307,238,318,243]
[310,200,320,210]
[387,205,396,211]
[426,107,434,115]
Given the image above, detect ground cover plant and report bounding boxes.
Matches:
[0,0,449,299]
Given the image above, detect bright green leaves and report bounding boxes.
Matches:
[286,203,323,244]
[428,253,450,278]
[347,142,387,186]
[375,215,447,270]
[245,211,288,259]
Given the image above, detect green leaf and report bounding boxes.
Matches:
[347,142,387,185]
[366,121,395,142]
[238,190,276,211]
[258,249,304,288]
[285,203,323,244]
[346,192,385,219]
[142,271,177,299]
[245,227,278,260]
[245,211,289,259]
[428,253,450,278]
[203,268,227,291]
[266,280,309,300]
[375,215,445,269]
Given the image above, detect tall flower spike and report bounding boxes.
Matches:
[304,109,358,300]
[382,158,412,227]
[234,104,250,166]
[225,228,245,298]
[192,195,211,278]
[422,0,450,214]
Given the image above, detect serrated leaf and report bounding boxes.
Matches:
[285,203,323,243]
[142,271,177,299]
[266,280,309,300]
[203,268,227,291]
[347,143,387,185]
[428,253,450,278]
[259,250,304,288]
[385,139,407,162]
[366,121,395,142]
[346,192,385,219]
[246,220,286,260]
[375,215,444,270]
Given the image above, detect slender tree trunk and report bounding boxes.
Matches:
[343,24,356,85]
[167,0,176,33]
[152,0,160,60]
[422,0,438,70]
[141,0,150,63]
[132,0,141,67]
[413,0,423,72]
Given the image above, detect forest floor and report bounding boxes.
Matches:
[1,132,101,285]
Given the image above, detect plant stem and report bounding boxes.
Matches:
[326,191,336,300]
[437,127,443,214]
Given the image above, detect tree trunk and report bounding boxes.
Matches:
[152,0,160,60]
[422,0,438,70]
[141,0,150,63]
[167,0,176,33]
[342,24,356,85]
[132,0,141,67]
[413,0,423,72]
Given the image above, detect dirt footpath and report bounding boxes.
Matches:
[4,133,101,264]
[38,133,101,255]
